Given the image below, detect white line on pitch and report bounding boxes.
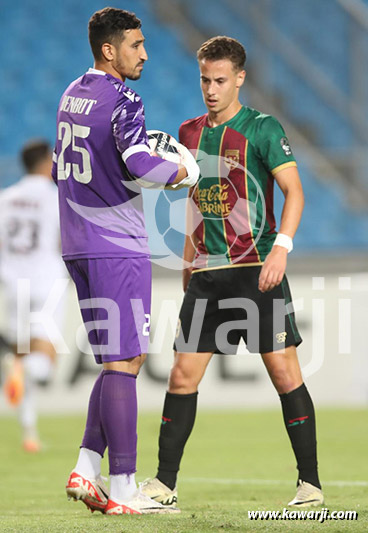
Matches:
[182,478,368,487]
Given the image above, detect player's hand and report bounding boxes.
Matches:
[167,144,200,190]
[183,267,193,292]
[258,246,288,293]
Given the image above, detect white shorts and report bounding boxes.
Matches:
[1,276,67,347]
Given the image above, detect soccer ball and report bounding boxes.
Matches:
[147,130,182,165]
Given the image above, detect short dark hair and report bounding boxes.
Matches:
[197,36,246,71]
[88,7,141,60]
[21,140,51,173]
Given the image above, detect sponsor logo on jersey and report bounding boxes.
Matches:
[224,149,240,170]
[276,331,287,343]
[280,137,292,156]
[123,91,135,103]
[197,183,232,217]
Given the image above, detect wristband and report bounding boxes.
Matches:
[273,233,293,253]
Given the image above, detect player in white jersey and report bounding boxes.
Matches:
[0,140,66,452]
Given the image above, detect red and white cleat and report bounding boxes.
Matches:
[65,470,109,513]
[104,499,141,515]
[104,489,180,515]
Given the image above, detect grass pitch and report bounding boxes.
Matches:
[0,409,367,532]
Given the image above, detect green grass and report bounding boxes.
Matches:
[0,409,367,532]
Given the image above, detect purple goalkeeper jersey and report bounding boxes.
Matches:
[52,68,152,259]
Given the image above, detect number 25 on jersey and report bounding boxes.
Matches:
[57,121,92,184]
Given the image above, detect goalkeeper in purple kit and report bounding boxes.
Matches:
[52,7,198,515]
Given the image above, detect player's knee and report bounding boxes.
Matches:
[168,362,198,393]
[271,368,301,395]
[168,365,187,390]
[29,339,56,360]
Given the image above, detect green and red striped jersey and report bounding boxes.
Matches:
[179,106,297,271]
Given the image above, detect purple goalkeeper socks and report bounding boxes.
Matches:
[81,371,107,457]
[100,370,138,476]
[80,369,138,476]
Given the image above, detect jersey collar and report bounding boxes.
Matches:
[205,105,246,129]
[86,67,106,76]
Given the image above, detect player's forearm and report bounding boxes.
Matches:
[183,233,197,265]
[274,167,304,240]
[125,151,195,188]
[183,191,199,265]
[259,186,303,292]
[171,165,188,184]
[278,187,304,239]
[125,150,178,186]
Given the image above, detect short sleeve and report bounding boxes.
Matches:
[178,122,187,145]
[111,93,150,161]
[256,116,297,176]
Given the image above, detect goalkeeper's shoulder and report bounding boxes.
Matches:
[179,114,207,145]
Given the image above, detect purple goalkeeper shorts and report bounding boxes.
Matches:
[65,257,151,364]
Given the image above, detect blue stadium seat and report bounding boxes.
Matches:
[0,0,367,251]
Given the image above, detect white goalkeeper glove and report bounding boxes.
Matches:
[167,143,200,190]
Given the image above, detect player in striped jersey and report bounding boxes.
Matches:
[142,36,323,508]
